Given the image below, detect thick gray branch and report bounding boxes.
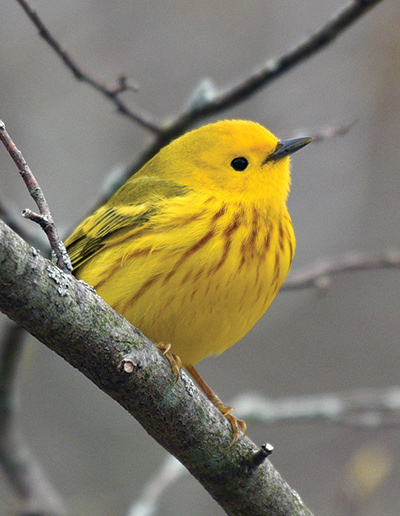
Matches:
[0,219,314,516]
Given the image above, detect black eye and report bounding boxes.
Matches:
[230,157,248,171]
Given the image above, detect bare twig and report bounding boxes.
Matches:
[22,207,52,228]
[16,0,384,183]
[125,385,400,516]
[250,444,274,468]
[233,387,400,428]
[126,444,271,516]
[0,321,67,516]
[295,119,356,143]
[126,455,186,516]
[0,219,315,516]
[15,0,161,134]
[0,120,71,273]
[283,249,400,292]
[124,0,385,178]
[110,74,140,95]
[0,199,49,252]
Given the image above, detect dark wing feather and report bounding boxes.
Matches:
[65,176,190,271]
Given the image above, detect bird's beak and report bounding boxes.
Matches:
[270,136,314,161]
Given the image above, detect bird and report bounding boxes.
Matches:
[65,120,313,443]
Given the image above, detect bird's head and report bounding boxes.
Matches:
[143,120,312,211]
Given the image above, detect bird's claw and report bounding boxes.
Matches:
[156,342,182,384]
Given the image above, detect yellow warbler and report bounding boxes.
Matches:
[65,120,312,441]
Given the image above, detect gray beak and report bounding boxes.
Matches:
[270,136,314,161]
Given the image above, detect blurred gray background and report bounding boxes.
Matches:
[1,1,399,515]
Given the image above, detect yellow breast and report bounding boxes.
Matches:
[76,195,295,367]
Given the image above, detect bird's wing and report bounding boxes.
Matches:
[65,176,190,270]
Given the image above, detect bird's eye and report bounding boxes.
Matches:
[230,157,248,171]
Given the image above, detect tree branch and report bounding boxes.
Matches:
[15,0,161,133]
[126,455,186,516]
[15,0,385,183]
[124,0,385,178]
[283,249,400,292]
[126,385,400,516]
[0,219,314,516]
[0,322,67,516]
[0,120,71,273]
[233,387,400,428]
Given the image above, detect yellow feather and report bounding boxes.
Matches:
[66,120,311,368]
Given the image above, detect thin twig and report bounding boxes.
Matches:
[124,0,384,178]
[250,444,274,468]
[15,0,161,134]
[0,219,316,516]
[126,455,186,516]
[16,0,384,183]
[182,0,383,125]
[125,384,400,516]
[294,119,356,143]
[283,249,400,291]
[0,321,67,516]
[233,387,400,428]
[306,120,357,143]
[0,120,71,273]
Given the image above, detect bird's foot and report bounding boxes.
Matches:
[156,342,182,384]
[186,365,247,447]
[218,405,247,448]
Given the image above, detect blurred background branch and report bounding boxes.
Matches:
[126,385,400,516]
[15,0,161,133]
[0,321,66,516]
[15,0,384,186]
[283,249,400,291]
[1,0,398,514]
[0,219,316,516]
[233,386,400,428]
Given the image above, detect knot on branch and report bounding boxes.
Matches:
[119,355,138,375]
